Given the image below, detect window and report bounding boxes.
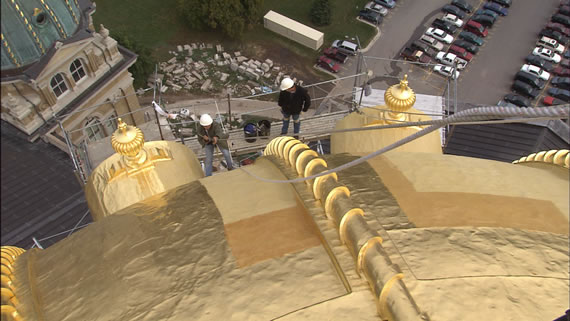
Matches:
[84,117,105,142]
[50,73,68,97]
[104,113,117,135]
[70,59,86,82]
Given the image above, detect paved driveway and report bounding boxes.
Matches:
[330,0,561,110]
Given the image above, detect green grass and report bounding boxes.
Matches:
[92,0,376,86]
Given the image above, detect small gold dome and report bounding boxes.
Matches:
[384,74,416,112]
[111,118,145,157]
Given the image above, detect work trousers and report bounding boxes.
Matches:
[204,144,233,177]
[281,111,300,135]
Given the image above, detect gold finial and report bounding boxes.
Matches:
[111,118,146,166]
[383,74,416,123]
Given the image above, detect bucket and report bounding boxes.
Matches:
[257,120,271,138]
[244,123,258,143]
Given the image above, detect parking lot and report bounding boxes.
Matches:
[330,0,565,110]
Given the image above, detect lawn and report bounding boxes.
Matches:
[92,0,376,58]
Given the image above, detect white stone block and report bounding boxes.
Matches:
[214,54,220,60]
[261,63,270,72]
[172,84,182,91]
[222,52,231,60]
[177,45,183,52]
[201,79,212,91]
[230,62,238,72]
[192,71,203,80]
[167,57,177,64]
[238,65,246,74]
[234,51,241,57]
[173,67,185,75]
[265,59,273,68]
[160,85,168,93]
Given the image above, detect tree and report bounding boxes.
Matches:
[310,0,331,26]
[111,31,155,89]
[177,0,263,38]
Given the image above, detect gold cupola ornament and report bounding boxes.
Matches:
[384,74,416,123]
[111,118,147,167]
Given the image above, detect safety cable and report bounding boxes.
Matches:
[237,105,569,184]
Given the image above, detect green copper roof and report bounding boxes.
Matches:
[1,0,82,70]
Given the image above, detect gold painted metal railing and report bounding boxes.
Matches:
[1,246,25,321]
[265,137,428,321]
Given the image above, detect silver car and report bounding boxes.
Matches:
[420,35,444,51]
[364,1,388,16]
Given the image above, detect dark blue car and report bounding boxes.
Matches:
[483,2,508,16]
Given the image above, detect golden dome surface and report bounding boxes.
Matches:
[384,74,416,112]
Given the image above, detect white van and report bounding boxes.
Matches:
[332,40,359,56]
[536,36,565,54]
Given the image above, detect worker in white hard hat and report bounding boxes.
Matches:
[197,113,233,176]
[278,77,311,138]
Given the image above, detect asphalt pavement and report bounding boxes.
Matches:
[331,0,562,110]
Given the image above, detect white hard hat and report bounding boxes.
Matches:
[280,77,294,91]
[199,114,213,126]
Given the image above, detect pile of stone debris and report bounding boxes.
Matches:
[147,43,302,97]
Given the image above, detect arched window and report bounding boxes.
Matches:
[70,59,86,82]
[84,117,105,142]
[50,73,68,97]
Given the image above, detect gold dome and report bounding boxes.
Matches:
[111,118,146,166]
[384,74,416,112]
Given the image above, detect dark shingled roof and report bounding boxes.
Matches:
[444,120,570,163]
[1,120,92,249]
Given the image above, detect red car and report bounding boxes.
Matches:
[317,56,340,73]
[448,44,474,61]
[546,22,570,36]
[323,47,348,63]
[553,66,570,76]
[465,20,488,37]
[543,96,566,106]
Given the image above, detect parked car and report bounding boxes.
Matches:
[411,40,437,57]
[451,0,473,13]
[520,64,550,81]
[459,30,484,46]
[559,5,570,16]
[525,54,555,72]
[374,0,396,9]
[483,2,508,16]
[317,56,340,73]
[546,22,570,37]
[420,35,445,51]
[465,20,488,37]
[471,14,495,28]
[551,76,570,88]
[359,9,383,24]
[490,0,511,8]
[323,47,348,63]
[565,49,570,59]
[553,66,570,76]
[442,13,464,27]
[504,93,531,107]
[497,100,518,107]
[432,18,458,34]
[448,44,474,61]
[511,80,540,98]
[400,47,416,60]
[552,14,570,27]
[435,52,468,69]
[332,40,359,56]
[434,64,460,79]
[537,36,565,54]
[539,28,567,44]
[425,27,454,44]
[547,87,570,101]
[411,50,432,64]
[442,4,467,19]
[515,71,546,89]
[475,8,499,20]
[453,40,479,54]
[532,47,562,63]
[543,96,566,106]
[562,59,570,68]
[364,1,389,16]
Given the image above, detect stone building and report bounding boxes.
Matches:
[1,0,143,153]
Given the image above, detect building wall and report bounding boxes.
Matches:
[1,28,142,151]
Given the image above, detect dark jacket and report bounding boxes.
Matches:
[197,121,229,149]
[278,85,311,114]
